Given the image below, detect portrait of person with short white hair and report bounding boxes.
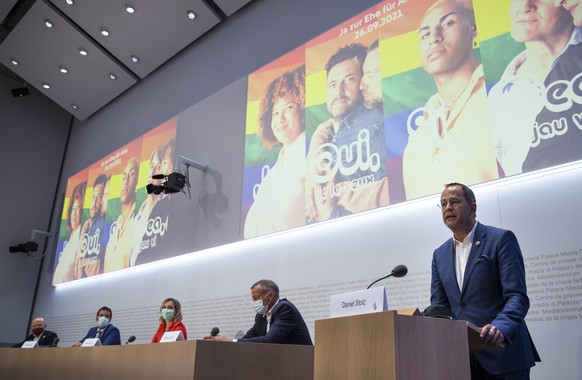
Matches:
[487,0,582,175]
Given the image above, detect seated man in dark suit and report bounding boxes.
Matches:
[73,306,121,346]
[206,279,312,345]
[12,317,59,347]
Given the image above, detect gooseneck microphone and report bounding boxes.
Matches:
[210,327,220,337]
[366,264,408,289]
[125,335,136,344]
[50,337,59,347]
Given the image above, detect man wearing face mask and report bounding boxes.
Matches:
[12,317,59,347]
[74,306,121,346]
[205,279,312,345]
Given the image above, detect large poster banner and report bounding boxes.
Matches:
[242,47,307,239]
[241,0,581,237]
[53,119,177,285]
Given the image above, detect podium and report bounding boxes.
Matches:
[0,340,314,380]
[314,311,473,380]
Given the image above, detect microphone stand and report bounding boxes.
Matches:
[367,273,394,289]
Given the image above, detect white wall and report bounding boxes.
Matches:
[0,74,70,345]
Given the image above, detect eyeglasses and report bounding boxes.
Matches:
[438,197,463,209]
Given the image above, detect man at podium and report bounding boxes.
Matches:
[206,279,312,345]
[431,182,539,379]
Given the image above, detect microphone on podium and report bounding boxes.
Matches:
[210,327,220,337]
[125,335,136,344]
[50,337,59,347]
[366,264,408,289]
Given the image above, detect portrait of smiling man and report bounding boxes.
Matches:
[402,0,498,201]
[488,0,581,176]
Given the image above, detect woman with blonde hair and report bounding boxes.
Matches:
[151,297,187,343]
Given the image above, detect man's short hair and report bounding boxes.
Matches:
[425,0,475,25]
[93,174,108,189]
[31,317,46,326]
[444,182,476,204]
[251,279,280,298]
[96,306,113,320]
[325,43,367,74]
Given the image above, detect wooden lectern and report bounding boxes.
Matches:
[0,340,313,380]
[315,311,473,380]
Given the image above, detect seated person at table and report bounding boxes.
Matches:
[73,306,121,346]
[205,279,312,345]
[151,297,188,343]
[12,317,59,347]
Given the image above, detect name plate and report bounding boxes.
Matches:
[21,340,39,348]
[160,330,184,343]
[82,338,102,347]
[330,287,387,318]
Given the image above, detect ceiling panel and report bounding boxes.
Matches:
[0,0,19,23]
[212,0,253,16]
[0,0,253,120]
[49,0,221,79]
[0,0,138,120]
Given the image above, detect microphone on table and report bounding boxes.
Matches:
[366,264,408,289]
[50,337,59,347]
[125,335,136,344]
[210,327,220,337]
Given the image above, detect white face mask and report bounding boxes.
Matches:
[97,316,110,329]
[252,293,270,315]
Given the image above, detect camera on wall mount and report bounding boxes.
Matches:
[146,155,207,199]
[9,241,39,254]
[9,230,54,257]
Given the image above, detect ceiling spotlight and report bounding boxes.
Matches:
[59,66,68,74]
[66,0,75,5]
[42,82,51,89]
[125,4,135,13]
[71,104,79,110]
[45,20,54,28]
[187,10,196,20]
[109,73,117,80]
[10,58,19,66]
[131,55,139,63]
[79,48,88,56]
[100,28,110,37]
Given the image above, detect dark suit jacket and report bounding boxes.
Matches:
[431,222,539,375]
[12,330,59,348]
[238,298,312,345]
[80,324,121,346]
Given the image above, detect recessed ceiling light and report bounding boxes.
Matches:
[100,28,110,37]
[42,82,51,89]
[10,58,19,66]
[45,20,54,28]
[66,0,75,5]
[71,104,79,110]
[187,10,196,20]
[109,73,117,80]
[59,66,68,74]
[125,4,135,13]
[131,55,139,63]
[79,48,88,56]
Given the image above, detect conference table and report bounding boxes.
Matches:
[0,339,314,380]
